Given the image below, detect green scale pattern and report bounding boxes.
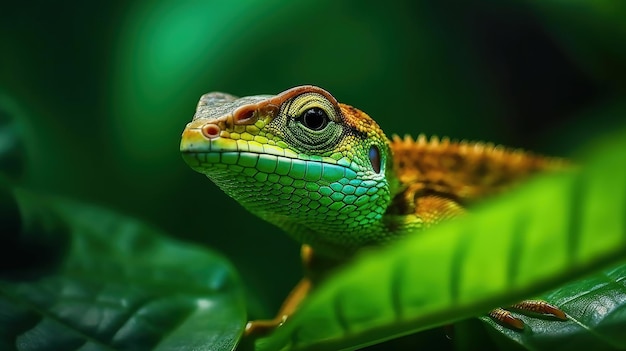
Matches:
[188,138,389,233]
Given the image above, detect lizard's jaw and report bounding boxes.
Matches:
[180,128,392,253]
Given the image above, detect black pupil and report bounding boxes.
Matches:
[301,107,328,131]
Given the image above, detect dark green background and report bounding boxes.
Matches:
[2,0,625,323]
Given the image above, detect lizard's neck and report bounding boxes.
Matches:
[244,171,409,260]
[268,202,422,260]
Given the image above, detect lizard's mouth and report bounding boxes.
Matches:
[180,125,235,164]
[180,126,356,184]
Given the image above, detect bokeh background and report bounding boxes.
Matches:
[2,0,625,326]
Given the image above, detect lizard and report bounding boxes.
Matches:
[179,85,567,337]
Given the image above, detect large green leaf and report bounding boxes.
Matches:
[254,130,626,351]
[0,186,246,351]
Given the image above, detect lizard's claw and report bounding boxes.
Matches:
[489,300,567,330]
[245,315,288,337]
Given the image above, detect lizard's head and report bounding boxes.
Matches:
[181,85,397,256]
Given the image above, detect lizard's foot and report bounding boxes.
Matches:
[245,315,288,337]
[489,300,567,330]
[245,274,313,338]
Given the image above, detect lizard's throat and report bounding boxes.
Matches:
[192,156,393,257]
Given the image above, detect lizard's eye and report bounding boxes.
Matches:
[280,93,343,152]
[298,107,329,131]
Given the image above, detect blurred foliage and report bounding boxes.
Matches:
[1,0,626,350]
[0,184,246,350]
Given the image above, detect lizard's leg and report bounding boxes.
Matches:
[414,194,567,330]
[245,276,312,337]
[245,245,342,337]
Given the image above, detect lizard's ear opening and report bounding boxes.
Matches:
[369,145,381,173]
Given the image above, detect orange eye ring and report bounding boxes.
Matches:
[201,124,220,139]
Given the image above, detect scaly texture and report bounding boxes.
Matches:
[180,85,563,259]
[391,134,563,202]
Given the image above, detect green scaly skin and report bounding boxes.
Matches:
[180,85,412,259]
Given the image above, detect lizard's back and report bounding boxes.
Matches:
[390,134,565,206]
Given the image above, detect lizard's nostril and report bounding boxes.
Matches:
[201,124,220,139]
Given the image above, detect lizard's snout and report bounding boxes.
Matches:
[182,118,222,140]
[179,126,208,154]
[180,120,239,166]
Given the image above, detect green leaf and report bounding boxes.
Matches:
[0,187,246,351]
[480,262,626,350]
[255,130,626,351]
